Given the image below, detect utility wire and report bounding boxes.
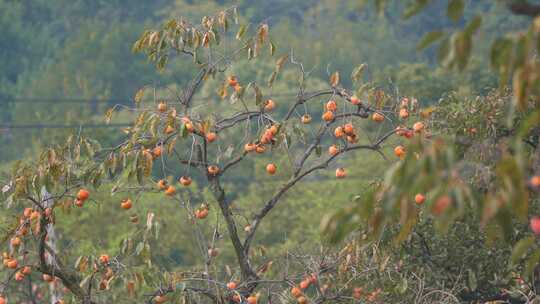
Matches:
[0,123,131,130]
[0,92,301,105]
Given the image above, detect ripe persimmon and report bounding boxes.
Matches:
[334,126,345,138]
[415,193,426,205]
[10,237,21,247]
[0,296,5,304]
[99,254,110,265]
[266,163,277,175]
[335,168,346,179]
[14,271,24,281]
[394,145,406,158]
[531,175,540,187]
[74,199,84,207]
[432,195,451,216]
[346,134,358,144]
[413,121,425,133]
[43,274,54,282]
[234,84,243,93]
[154,295,168,304]
[23,208,32,218]
[299,279,310,289]
[22,266,31,275]
[297,296,308,304]
[301,114,312,124]
[255,145,266,154]
[292,286,303,298]
[157,102,167,113]
[245,143,257,153]
[264,99,275,111]
[228,76,238,87]
[121,199,132,210]
[227,281,237,290]
[179,176,192,186]
[6,259,18,269]
[531,217,540,235]
[322,111,334,122]
[328,145,339,156]
[350,95,361,105]
[343,123,354,135]
[246,295,258,304]
[206,132,217,143]
[157,179,168,190]
[399,108,409,119]
[195,208,209,219]
[77,189,90,201]
[152,146,162,158]
[165,185,176,196]
[207,165,220,176]
[371,112,384,122]
[326,100,337,112]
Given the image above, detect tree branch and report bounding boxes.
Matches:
[508,0,540,17]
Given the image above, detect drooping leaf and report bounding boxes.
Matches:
[417,31,445,50]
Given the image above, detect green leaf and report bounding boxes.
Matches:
[525,248,540,278]
[447,0,464,22]
[511,236,536,265]
[236,24,247,40]
[351,63,367,82]
[464,16,482,35]
[403,0,431,19]
[269,40,276,56]
[417,31,445,50]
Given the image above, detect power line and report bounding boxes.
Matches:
[0,92,301,105]
[0,123,131,130]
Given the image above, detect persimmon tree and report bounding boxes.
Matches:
[323,1,540,302]
[0,7,429,304]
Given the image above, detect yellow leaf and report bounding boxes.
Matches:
[330,71,340,87]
